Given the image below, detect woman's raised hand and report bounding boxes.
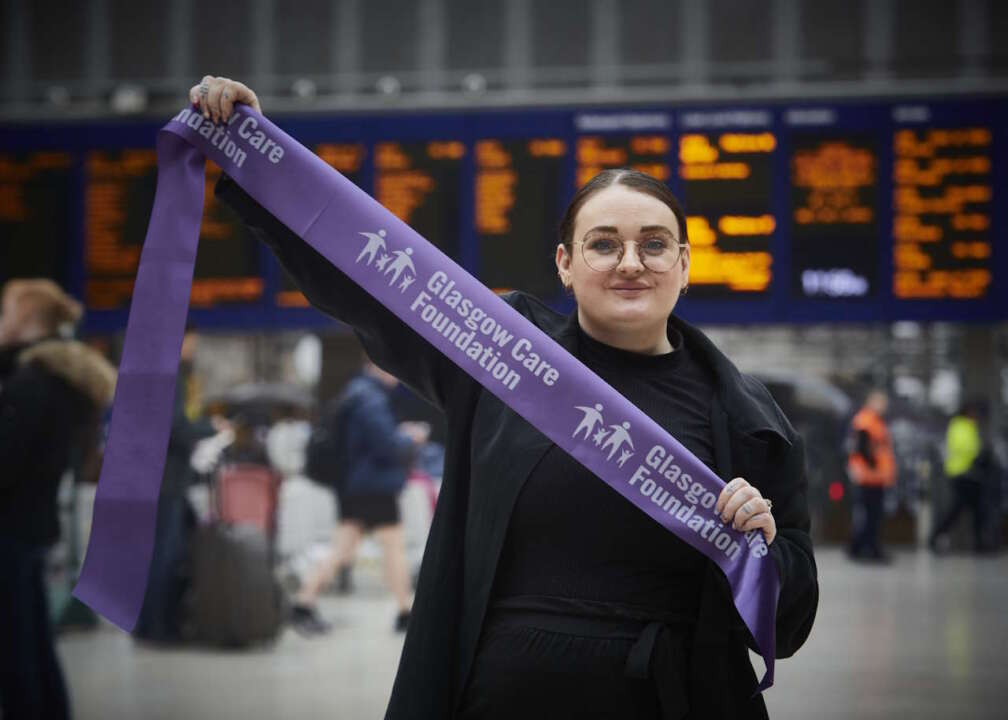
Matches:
[715,477,777,545]
[188,75,261,125]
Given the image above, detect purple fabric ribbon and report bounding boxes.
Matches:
[75,105,780,689]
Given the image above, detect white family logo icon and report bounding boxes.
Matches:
[573,403,635,467]
[356,229,417,293]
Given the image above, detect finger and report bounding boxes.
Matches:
[735,499,772,530]
[206,78,226,124]
[715,477,748,515]
[721,486,759,523]
[219,84,236,122]
[740,511,773,533]
[198,75,214,118]
[740,513,777,544]
[231,81,261,113]
[189,84,201,106]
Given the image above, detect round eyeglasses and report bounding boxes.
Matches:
[579,236,686,273]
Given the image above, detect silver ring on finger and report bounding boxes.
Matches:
[199,83,209,97]
[765,499,773,512]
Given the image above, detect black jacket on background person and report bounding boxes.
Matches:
[218,177,818,719]
[0,336,114,720]
[0,339,113,547]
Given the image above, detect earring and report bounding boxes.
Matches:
[681,283,689,295]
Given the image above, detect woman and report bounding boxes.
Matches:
[191,77,818,719]
[0,279,116,720]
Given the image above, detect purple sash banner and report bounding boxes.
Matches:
[74,105,780,689]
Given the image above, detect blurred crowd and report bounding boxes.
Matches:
[1,276,1004,719]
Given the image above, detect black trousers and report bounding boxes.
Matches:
[931,477,986,550]
[134,490,195,643]
[850,485,886,559]
[458,608,697,720]
[0,537,71,720]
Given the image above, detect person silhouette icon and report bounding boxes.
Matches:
[573,403,605,440]
[385,247,416,285]
[357,229,388,266]
[601,421,634,461]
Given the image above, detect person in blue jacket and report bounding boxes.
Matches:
[293,355,429,635]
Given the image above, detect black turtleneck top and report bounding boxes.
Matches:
[490,323,718,614]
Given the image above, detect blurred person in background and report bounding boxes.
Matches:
[134,328,228,643]
[847,390,896,563]
[929,399,996,554]
[193,78,817,720]
[0,279,116,720]
[293,355,429,636]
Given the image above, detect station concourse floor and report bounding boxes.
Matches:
[58,547,1008,720]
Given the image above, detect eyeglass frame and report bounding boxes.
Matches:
[574,236,688,274]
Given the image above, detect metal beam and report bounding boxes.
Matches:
[169,0,193,91]
[505,0,532,90]
[5,0,29,103]
[773,0,800,84]
[959,0,989,79]
[591,0,619,89]
[864,0,892,80]
[418,0,445,91]
[332,0,362,94]
[682,0,710,86]
[87,0,109,96]
[250,0,275,94]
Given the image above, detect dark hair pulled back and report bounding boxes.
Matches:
[558,168,688,249]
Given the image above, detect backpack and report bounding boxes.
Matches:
[304,404,347,489]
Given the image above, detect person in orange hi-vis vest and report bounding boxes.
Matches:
[847,390,896,563]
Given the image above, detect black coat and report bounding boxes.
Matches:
[219,178,819,719]
[0,339,114,547]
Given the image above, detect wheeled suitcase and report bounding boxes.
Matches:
[189,462,283,646]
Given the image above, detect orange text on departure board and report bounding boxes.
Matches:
[792,142,875,224]
[316,143,366,174]
[85,151,262,309]
[678,133,775,292]
[475,138,567,235]
[85,149,158,293]
[892,127,992,299]
[576,135,671,188]
[374,141,465,225]
[678,132,774,181]
[0,152,74,222]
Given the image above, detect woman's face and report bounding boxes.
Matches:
[555,184,689,346]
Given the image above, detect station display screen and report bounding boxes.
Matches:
[191,162,263,307]
[892,126,993,299]
[84,149,157,309]
[475,137,568,298]
[5,96,1002,328]
[791,135,879,298]
[0,151,74,289]
[679,132,776,296]
[575,134,672,188]
[374,140,465,262]
[84,150,262,310]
